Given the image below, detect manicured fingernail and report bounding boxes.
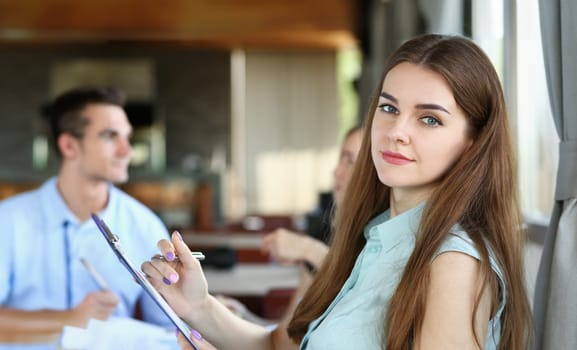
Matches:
[163,277,171,285]
[165,252,175,261]
[174,231,183,241]
[169,273,179,283]
[176,329,180,337]
[191,329,202,341]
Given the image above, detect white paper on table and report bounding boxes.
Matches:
[60,317,178,350]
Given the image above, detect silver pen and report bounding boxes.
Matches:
[191,252,205,260]
[153,252,205,261]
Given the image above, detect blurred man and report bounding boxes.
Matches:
[0,87,172,349]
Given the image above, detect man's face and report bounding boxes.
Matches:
[68,103,133,184]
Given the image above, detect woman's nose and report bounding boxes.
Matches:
[333,161,345,180]
[387,118,411,144]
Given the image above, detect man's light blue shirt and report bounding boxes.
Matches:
[0,177,172,349]
[300,203,505,349]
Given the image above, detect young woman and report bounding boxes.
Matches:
[142,34,532,350]
[217,125,363,330]
[260,125,363,345]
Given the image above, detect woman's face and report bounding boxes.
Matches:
[370,62,472,202]
[333,129,363,206]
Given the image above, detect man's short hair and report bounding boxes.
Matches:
[42,86,126,156]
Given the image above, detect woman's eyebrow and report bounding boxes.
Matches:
[379,91,397,103]
[415,103,451,115]
[380,91,451,115]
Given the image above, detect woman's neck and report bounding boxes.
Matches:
[389,187,432,218]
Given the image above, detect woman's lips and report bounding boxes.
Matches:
[382,151,413,165]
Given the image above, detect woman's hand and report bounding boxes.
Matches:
[261,228,329,269]
[261,228,309,264]
[176,329,218,350]
[144,232,281,350]
[141,231,209,323]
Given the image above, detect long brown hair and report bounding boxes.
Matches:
[288,34,532,349]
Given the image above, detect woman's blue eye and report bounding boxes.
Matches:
[421,116,442,126]
[378,104,398,114]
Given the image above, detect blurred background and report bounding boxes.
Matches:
[0,0,555,239]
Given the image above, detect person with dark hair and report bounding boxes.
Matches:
[0,87,173,349]
[145,34,532,350]
[43,87,127,156]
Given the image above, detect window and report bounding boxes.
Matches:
[514,0,558,223]
[473,0,558,223]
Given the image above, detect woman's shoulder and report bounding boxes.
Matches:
[435,226,507,343]
[436,226,505,284]
[437,227,480,259]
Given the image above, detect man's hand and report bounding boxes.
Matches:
[70,290,119,327]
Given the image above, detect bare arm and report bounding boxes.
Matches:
[0,308,76,343]
[0,290,119,342]
[414,252,493,350]
[261,229,329,270]
[270,270,312,350]
[261,230,326,349]
[143,232,299,350]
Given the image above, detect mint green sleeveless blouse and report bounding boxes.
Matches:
[300,203,505,349]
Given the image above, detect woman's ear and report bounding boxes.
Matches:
[57,134,79,160]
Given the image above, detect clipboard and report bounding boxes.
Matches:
[91,213,199,350]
